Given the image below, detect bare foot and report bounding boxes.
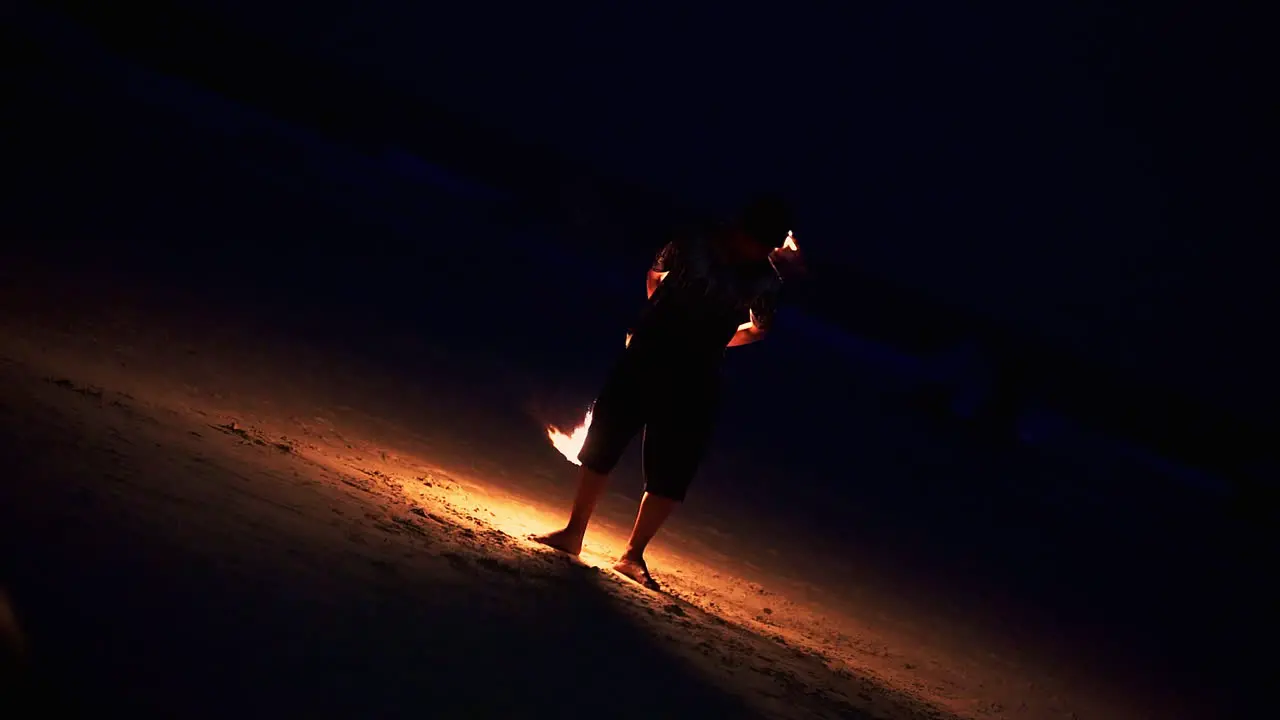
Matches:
[529,528,583,556]
[612,554,660,590]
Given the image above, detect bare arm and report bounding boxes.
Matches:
[648,240,680,299]
[727,312,767,347]
[629,241,678,347]
[728,274,781,348]
[646,270,668,299]
[628,270,670,346]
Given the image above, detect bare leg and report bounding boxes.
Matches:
[613,492,678,589]
[529,466,609,556]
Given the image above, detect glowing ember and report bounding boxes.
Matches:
[546,408,593,465]
[782,230,798,252]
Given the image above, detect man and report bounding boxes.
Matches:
[532,195,796,589]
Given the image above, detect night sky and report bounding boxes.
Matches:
[167,1,1272,414]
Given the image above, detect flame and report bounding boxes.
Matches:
[546,408,593,465]
[782,230,798,252]
[770,230,804,280]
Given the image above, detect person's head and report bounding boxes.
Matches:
[735,194,794,258]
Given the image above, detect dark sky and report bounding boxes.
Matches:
[174,1,1270,411]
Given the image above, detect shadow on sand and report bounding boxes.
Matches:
[0,465,747,718]
[0,413,953,720]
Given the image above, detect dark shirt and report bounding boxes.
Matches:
[628,227,782,369]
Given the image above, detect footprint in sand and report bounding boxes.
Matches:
[474,556,520,577]
[441,552,473,574]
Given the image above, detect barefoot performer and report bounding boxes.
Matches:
[534,195,798,589]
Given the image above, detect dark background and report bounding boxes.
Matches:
[9,0,1274,494]
[126,0,1274,411]
[2,2,1274,715]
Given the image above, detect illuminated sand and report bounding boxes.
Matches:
[0,289,1152,720]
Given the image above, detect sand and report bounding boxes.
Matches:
[1,265,1208,720]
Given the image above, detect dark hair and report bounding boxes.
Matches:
[739,194,794,246]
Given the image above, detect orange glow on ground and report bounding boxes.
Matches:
[479,493,626,568]
[0,288,1142,720]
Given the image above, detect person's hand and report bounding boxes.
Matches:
[770,232,807,279]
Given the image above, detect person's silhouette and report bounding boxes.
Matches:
[532,195,797,588]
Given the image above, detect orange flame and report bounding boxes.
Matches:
[546,408,593,465]
[782,230,798,252]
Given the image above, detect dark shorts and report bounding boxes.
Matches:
[577,347,721,502]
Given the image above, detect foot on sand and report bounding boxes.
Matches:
[612,554,660,591]
[529,528,583,556]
